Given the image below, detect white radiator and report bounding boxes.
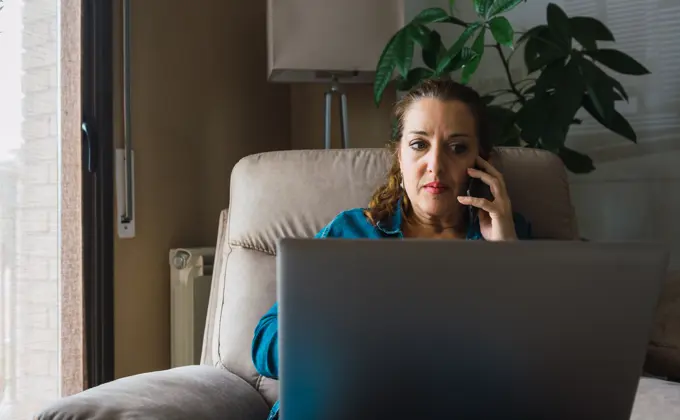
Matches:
[169,247,215,367]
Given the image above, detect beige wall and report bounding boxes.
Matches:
[112,1,396,378]
[290,84,395,150]
[112,0,291,378]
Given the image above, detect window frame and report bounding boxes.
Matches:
[81,0,115,388]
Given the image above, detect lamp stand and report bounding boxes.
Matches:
[324,75,349,149]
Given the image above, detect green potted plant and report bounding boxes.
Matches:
[373,0,650,173]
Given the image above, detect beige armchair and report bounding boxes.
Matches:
[37,148,680,419]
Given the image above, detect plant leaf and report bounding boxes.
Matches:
[582,96,637,142]
[546,3,571,52]
[444,15,468,27]
[533,59,566,99]
[517,24,547,46]
[583,49,650,75]
[558,147,595,173]
[554,60,586,126]
[422,30,444,69]
[541,123,568,151]
[609,112,637,142]
[473,0,494,19]
[374,29,414,106]
[411,7,451,25]
[499,130,522,146]
[516,95,550,144]
[523,31,541,70]
[397,67,435,91]
[569,16,614,50]
[600,70,629,102]
[487,105,518,145]
[449,0,456,15]
[439,47,478,75]
[542,60,585,150]
[394,30,415,78]
[489,16,514,48]
[374,32,400,106]
[462,27,486,84]
[487,0,524,18]
[578,57,617,122]
[523,25,568,73]
[436,22,481,74]
[407,23,431,47]
[577,54,629,101]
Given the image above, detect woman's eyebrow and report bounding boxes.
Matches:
[407,130,472,138]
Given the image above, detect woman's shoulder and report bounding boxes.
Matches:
[315,207,376,239]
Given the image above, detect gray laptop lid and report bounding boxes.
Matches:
[277,239,668,420]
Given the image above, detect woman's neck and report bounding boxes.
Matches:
[401,207,468,239]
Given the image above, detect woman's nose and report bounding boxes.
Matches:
[426,148,445,175]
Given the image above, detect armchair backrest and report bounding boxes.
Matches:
[202,147,579,404]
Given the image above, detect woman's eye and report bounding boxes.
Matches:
[450,143,468,154]
[409,140,427,151]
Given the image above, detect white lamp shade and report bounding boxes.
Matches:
[267,0,405,83]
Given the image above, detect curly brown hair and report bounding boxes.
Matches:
[364,79,492,226]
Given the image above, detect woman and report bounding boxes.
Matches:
[252,79,531,420]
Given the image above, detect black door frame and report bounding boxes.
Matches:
[81,0,115,387]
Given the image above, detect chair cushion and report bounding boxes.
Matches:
[646,270,680,379]
[201,209,229,367]
[208,147,578,405]
[630,377,680,419]
[35,366,269,420]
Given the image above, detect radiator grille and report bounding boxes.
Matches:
[169,247,215,367]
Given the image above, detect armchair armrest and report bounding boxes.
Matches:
[36,365,270,420]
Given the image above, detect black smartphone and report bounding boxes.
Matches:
[466,164,493,201]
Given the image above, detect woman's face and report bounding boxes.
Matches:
[398,98,480,221]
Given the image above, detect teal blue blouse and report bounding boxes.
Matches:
[252,205,532,419]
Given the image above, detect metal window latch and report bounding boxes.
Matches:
[81,121,98,173]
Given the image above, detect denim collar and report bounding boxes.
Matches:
[375,197,481,239]
[375,198,404,237]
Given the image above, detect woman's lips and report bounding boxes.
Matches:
[423,182,449,194]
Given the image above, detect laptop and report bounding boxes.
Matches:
[276,238,669,420]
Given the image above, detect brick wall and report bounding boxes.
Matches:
[5,0,60,417]
[0,162,18,411]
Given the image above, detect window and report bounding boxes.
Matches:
[0,0,87,418]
